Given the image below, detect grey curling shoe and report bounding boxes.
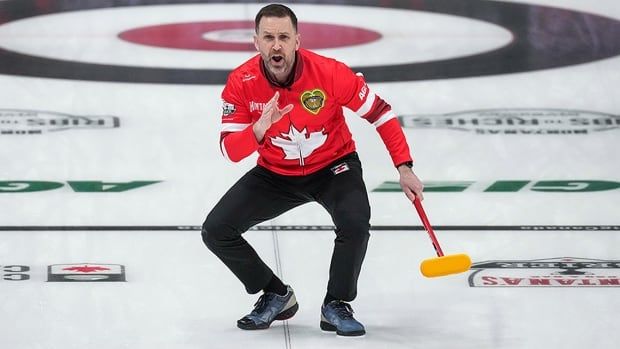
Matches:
[237,285,298,330]
[320,300,366,336]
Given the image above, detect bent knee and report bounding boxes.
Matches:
[201,217,224,250]
[200,215,243,249]
[335,218,370,242]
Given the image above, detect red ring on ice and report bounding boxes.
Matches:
[118,21,382,51]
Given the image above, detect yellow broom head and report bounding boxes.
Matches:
[420,253,472,278]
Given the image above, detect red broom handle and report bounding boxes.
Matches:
[413,197,444,257]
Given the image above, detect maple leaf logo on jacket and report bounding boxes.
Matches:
[270,125,327,165]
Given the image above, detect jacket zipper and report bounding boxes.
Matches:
[282,87,305,175]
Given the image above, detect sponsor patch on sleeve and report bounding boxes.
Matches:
[222,100,236,117]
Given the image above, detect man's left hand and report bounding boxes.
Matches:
[397,164,424,202]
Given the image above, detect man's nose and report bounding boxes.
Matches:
[273,40,281,51]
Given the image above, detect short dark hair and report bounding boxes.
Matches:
[255,4,298,33]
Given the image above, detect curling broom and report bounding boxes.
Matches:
[413,197,472,277]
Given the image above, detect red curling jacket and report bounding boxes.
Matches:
[219,48,412,176]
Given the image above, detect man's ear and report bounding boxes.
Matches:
[253,35,259,51]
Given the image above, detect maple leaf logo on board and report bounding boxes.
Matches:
[48,263,126,282]
[62,265,111,273]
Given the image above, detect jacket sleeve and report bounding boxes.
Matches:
[219,75,259,162]
[333,62,413,167]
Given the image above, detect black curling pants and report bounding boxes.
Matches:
[201,152,371,301]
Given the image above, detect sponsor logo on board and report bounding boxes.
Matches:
[468,257,620,287]
[398,109,619,134]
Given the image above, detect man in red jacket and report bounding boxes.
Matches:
[202,3,424,337]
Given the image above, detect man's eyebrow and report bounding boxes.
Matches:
[261,30,291,36]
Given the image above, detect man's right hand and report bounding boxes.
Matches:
[253,91,294,142]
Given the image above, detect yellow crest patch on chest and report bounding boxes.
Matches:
[300,89,326,115]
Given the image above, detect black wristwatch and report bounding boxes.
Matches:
[398,161,413,169]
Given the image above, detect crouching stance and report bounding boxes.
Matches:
[201,4,423,337]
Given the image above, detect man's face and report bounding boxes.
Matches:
[254,16,299,81]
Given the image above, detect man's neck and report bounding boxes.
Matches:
[269,69,291,84]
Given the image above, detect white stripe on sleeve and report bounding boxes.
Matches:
[221,122,251,133]
[372,110,396,128]
[354,91,376,117]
